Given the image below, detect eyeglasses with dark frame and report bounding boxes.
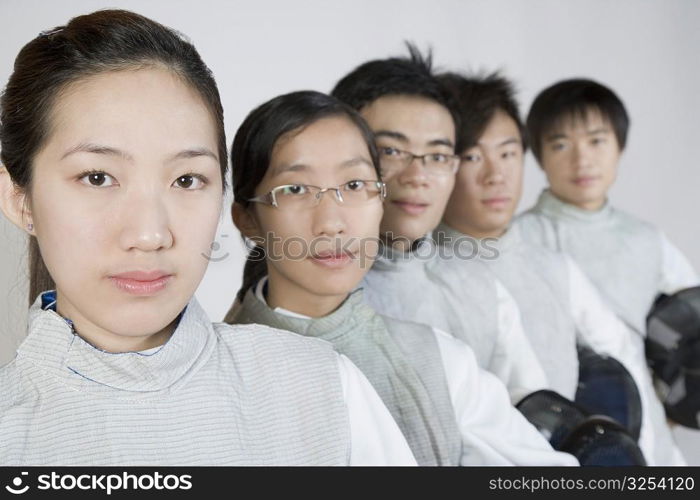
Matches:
[377,146,460,176]
[248,179,387,210]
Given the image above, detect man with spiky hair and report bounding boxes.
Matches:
[333,46,546,402]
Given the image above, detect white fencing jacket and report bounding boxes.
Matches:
[0,292,416,466]
[230,279,577,466]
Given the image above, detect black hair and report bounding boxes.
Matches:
[330,42,458,128]
[438,71,527,154]
[0,9,227,304]
[526,78,629,162]
[231,90,380,301]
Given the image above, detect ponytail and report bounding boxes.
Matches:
[237,244,267,302]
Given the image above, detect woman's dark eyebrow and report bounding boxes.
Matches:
[168,147,218,162]
[60,142,133,161]
[270,162,309,176]
[272,157,372,176]
[339,157,373,168]
[60,144,218,163]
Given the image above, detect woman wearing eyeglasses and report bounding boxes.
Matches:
[225,90,579,466]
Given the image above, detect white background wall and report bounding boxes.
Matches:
[1,0,698,463]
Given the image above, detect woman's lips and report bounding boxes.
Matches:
[392,200,429,215]
[109,271,173,296]
[310,251,355,269]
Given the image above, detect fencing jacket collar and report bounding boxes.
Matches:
[20,291,213,394]
[535,189,613,223]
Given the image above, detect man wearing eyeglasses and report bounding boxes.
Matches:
[332,46,545,402]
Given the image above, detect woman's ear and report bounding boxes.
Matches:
[232,202,262,240]
[0,166,33,234]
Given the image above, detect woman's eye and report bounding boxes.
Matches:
[591,137,606,146]
[281,184,308,196]
[462,154,481,163]
[173,174,207,190]
[345,180,366,191]
[79,171,117,187]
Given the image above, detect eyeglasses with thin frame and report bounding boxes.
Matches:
[377,146,460,176]
[248,179,387,210]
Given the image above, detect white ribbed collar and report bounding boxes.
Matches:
[242,283,369,344]
[17,292,216,394]
[534,189,613,223]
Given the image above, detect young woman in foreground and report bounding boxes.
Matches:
[0,9,414,466]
